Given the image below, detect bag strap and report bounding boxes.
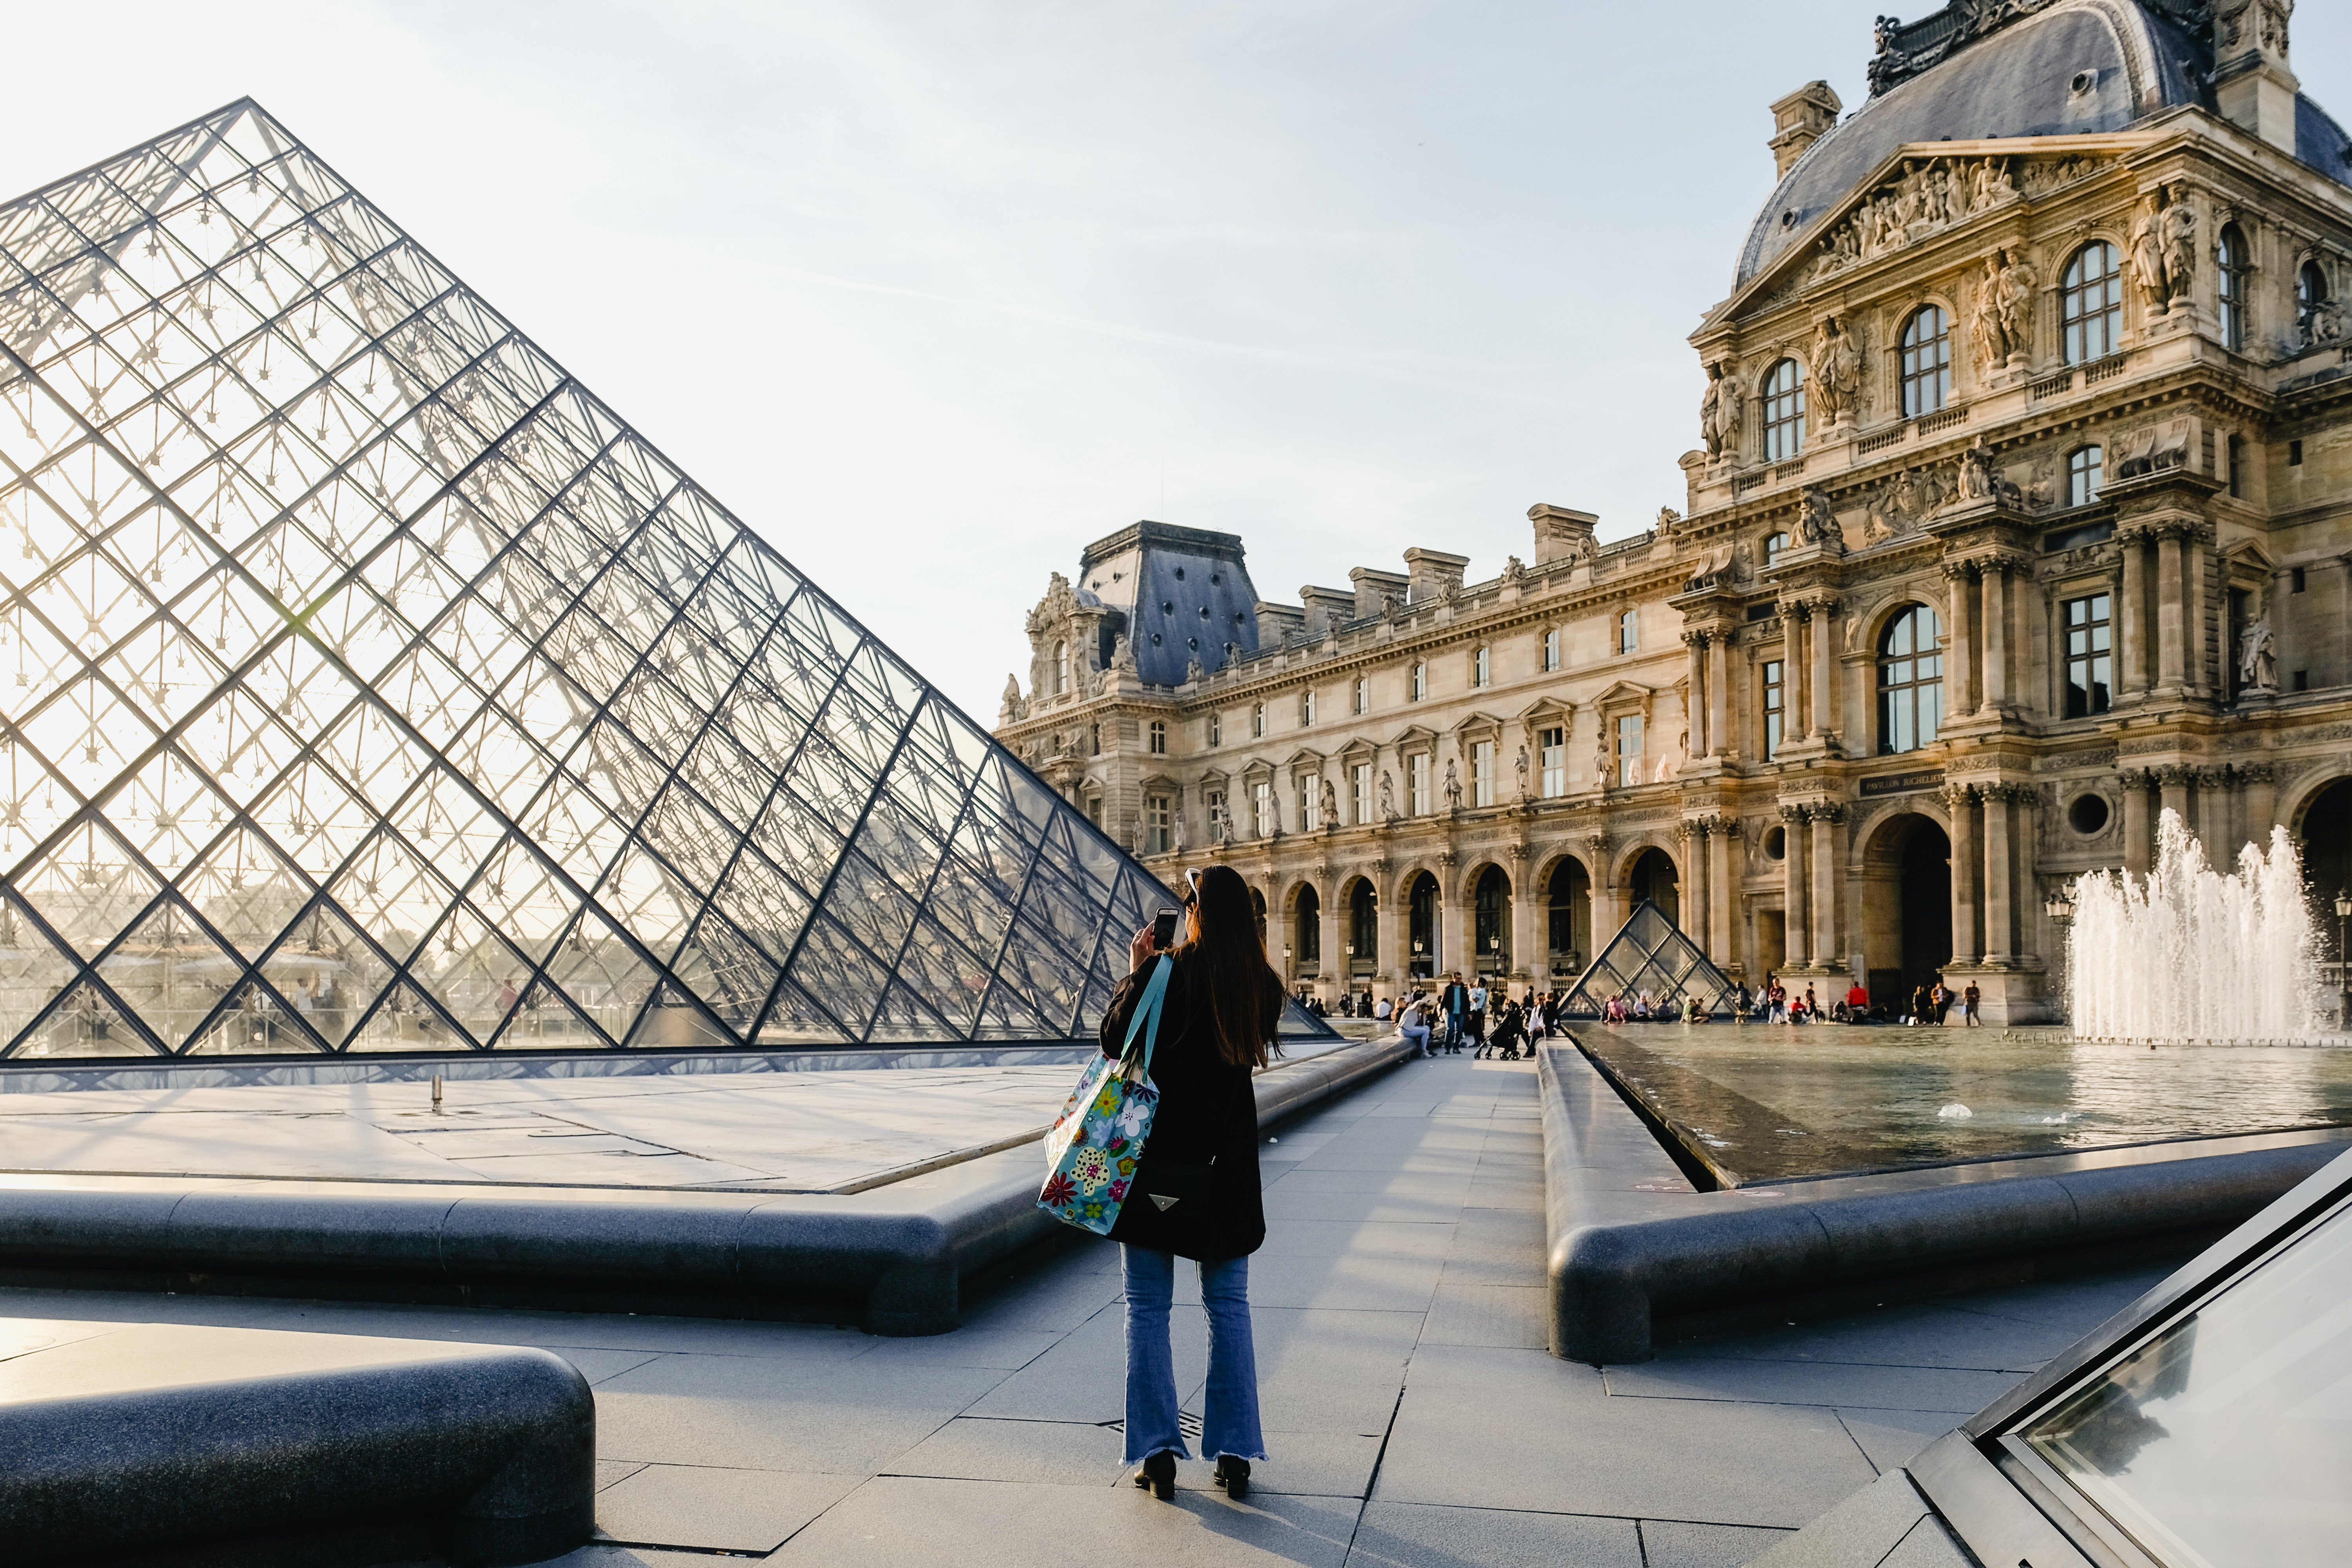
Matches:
[1118,955,1173,1083]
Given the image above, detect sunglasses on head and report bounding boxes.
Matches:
[1183,867,1202,903]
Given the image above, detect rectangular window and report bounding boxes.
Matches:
[2294,669,2310,691]
[1410,662,1426,701]
[1252,703,1265,737]
[1207,711,1221,746]
[1408,752,1430,816]
[1615,714,1644,788]
[2063,593,2112,718]
[1298,778,1319,832]
[1473,646,1490,687]
[1206,789,1226,842]
[1253,780,1273,837]
[1300,689,1316,726]
[1539,725,1566,797]
[1542,628,1561,671]
[1472,740,1495,807]
[2228,433,2245,500]
[1148,720,1166,755]
[2292,567,2307,593]
[1618,610,1638,655]
[1352,762,1372,824]
[2289,439,2304,466]
[1762,659,1784,760]
[1086,797,1102,828]
[1145,793,1171,854]
[1353,675,1368,715]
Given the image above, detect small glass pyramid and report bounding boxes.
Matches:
[0,100,1277,1060]
[1556,900,1739,1020]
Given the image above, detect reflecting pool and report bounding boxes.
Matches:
[1570,1024,2352,1186]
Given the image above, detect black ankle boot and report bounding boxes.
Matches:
[1132,1451,1175,1501]
[1214,1455,1250,1499]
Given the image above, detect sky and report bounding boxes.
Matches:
[8,1,2352,725]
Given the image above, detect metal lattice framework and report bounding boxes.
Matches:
[1556,900,1740,1020]
[0,99,1232,1062]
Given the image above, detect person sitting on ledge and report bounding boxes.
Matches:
[1604,994,1629,1024]
[1631,992,1653,1022]
[1684,995,1708,1024]
[1845,981,1869,1023]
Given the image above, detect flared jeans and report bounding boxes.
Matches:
[1120,1245,1267,1466]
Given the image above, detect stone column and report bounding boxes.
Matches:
[1944,563,1978,718]
[1980,561,2011,714]
[2243,764,2279,856]
[1708,636,1731,759]
[1944,784,1980,965]
[2120,769,2154,880]
[1681,823,1710,954]
[1810,803,1844,972]
[1585,837,1619,950]
[1984,784,2016,963]
[1318,886,1342,998]
[1509,854,1537,982]
[1780,804,1810,967]
[1682,632,1710,757]
[2156,527,2188,693]
[1708,820,1735,972]
[1808,597,1839,740]
[2119,528,2151,699]
[1782,606,1808,741]
[1443,869,1470,981]
[2184,524,2212,698]
[2197,766,2233,862]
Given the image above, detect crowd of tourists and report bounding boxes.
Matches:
[1311,971,1984,1042]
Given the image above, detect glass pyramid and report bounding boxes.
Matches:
[1556,900,1740,1020]
[0,99,1234,1061]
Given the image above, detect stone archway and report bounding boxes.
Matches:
[1404,869,1441,981]
[1627,847,1679,927]
[2298,777,2352,981]
[1342,875,1379,989]
[1289,882,1322,983]
[1544,856,1592,977]
[1472,864,1512,981]
[1862,811,1952,1010]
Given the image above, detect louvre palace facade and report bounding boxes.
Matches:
[996,0,2352,1024]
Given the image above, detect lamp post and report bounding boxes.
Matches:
[2044,884,2076,1030]
[2335,889,2351,1031]
[1489,932,1501,981]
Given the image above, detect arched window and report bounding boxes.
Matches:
[2062,242,2123,364]
[1410,661,1426,701]
[1472,646,1491,687]
[1352,675,1368,714]
[2217,224,2248,352]
[2067,444,2103,508]
[1762,358,1806,461]
[1251,702,1265,738]
[1900,305,1951,416]
[1877,604,1944,755]
[1051,639,1067,696]
[2299,259,2329,338]
[1764,530,1789,566]
[1300,688,1316,726]
[1541,628,1561,671]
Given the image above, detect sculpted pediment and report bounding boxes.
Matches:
[1717,136,2143,323]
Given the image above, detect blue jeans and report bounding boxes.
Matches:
[1400,1023,1430,1055]
[1121,1246,1266,1466]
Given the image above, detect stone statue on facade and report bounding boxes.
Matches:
[1503,555,1526,584]
[1595,736,1613,789]
[1809,316,1863,427]
[1971,248,2036,371]
[1185,657,1205,684]
[2239,615,2278,693]
[1700,359,1742,462]
[1377,769,1397,821]
[1515,745,1531,800]
[2159,184,2198,305]
[2128,192,2170,311]
[1955,437,1996,501]
[998,674,1026,724]
[1797,487,1846,554]
[1443,759,1463,810]
[1319,777,1339,829]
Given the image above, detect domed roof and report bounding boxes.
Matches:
[1735,0,2352,287]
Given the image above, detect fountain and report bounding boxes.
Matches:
[2068,810,2326,1043]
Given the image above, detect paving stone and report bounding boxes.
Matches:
[1601,1354,2019,1415]
[1639,1519,1796,1568]
[1419,1282,1548,1349]
[1345,1501,1643,1567]
[880,1415,1126,1486]
[1835,1409,1955,1474]
[1746,1470,1932,1568]
[766,1475,1359,1566]
[593,1464,859,1552]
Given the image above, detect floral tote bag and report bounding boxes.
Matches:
[1038,955,1171,1236]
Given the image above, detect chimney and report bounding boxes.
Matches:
[2214,5,2299,154]
[1528,503,1598,566]
[1348,566,1410,620]
[1298,585,1356,635]
[1768,81,1842,179]
[1401,548,1470,604]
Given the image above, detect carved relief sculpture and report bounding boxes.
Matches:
[2159,183,2197,305]
[1700,359,1743,462]
[1811,154,2026,276]
[1319,777,1339,828]
[1377,769,1397,821]
[1797,487,1847,554]
[1809,315,1864,427]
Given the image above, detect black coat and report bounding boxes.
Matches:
[1097,954,1272,1261]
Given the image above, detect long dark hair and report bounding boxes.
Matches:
[1175,865,1283,1069]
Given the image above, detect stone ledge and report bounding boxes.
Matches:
[0,1321,592,1567]
[0,1036,1412,1338]
[1535,1042,2352,1363]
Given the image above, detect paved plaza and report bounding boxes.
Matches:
[0,1050,2169,1565]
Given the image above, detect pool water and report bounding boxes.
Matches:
[1569,1024,2352,1186]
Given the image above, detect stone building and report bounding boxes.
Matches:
[996,0,2352,1024]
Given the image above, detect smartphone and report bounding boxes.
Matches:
[1151,907,1180,951]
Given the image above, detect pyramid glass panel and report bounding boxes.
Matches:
[1556,900,1741,1020]
[0,100,1334,1060]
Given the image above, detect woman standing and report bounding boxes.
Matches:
[1101,864,1281,1504]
